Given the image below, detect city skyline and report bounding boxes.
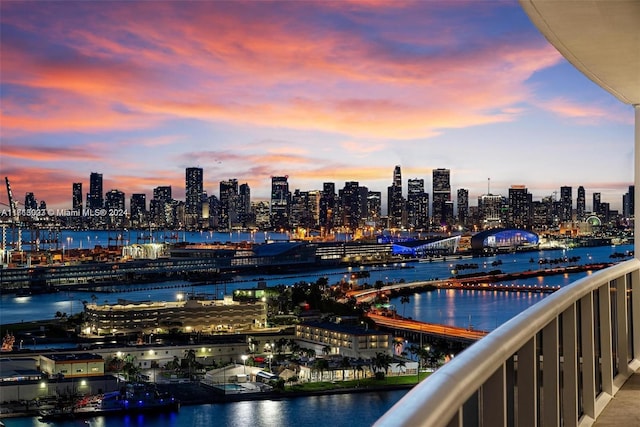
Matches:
[1,1,634,211]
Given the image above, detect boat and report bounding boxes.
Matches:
[38,383,179,421]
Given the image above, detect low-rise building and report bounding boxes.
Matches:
[295,321,391,359]
[84,295,267,335]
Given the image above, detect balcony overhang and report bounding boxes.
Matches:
[520,0,640,106]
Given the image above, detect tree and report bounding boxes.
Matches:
[400,295,410,318]
[322,345,331,356]
[395,359,406,376]
[312,358,329,382]
[339,357,351,381]
[184,349,197,379]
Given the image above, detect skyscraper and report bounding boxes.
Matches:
[339,181,362,230]
[387,166,404,228]
[238,183,251,228]
[508,185,532,229]
[24,192,37,209]
[87,172,103,209]
[560,186,572,221]
[407,178,428,230]
[185,167,203,227]
[457,188,469,226]
[72,183,82,212]
[623,185,634,219]
[130,193,146,226]
[319,183,336,233]
[219,179,239,230]
[432,168,451,226]
[576,186,586,221]
[593,192,601,215]
[270,176,290,230]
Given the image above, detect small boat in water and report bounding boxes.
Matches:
[39,383,179,421]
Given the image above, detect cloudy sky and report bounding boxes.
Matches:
[1,0,634,213]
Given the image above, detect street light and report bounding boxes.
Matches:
[241,354,248,374]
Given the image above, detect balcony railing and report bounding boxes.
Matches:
[375,258,640,427]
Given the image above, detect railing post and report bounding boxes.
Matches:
[632,267,640,362]
[615,275,630,376]
[599,283,614,395]
[517,337,537,427]
[580,292,596,421]
[481,364,506,426]
[542,318,559,427]
[562,304,578,426]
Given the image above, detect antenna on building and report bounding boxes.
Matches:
[487,178,491,195]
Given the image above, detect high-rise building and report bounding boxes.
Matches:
[72,183,82,212]
[219,179,239,230]
[432,168,451,226]
[238,183,251,228]
[478,194,504,229]
[387,166,404,228]
[576,186,586,221]
[560,186,572,221]
[105,189,125,226]
[457,188,469,226]
[366,191,382,227]
[593,192,602,215]
[339,181,362,230]
[130,193,146,225]
[151,186,173,226]
[623,185,634,219]
[185,167,203,227]
[24,192,37,209]
[87,172,103,209]
[508,185,532,229]
[319,183,336,233]
[407,179,429,230]
[270,176,290,230]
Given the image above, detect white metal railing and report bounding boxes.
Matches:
[375,258,640,427]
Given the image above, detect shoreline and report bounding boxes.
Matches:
[0,381,416,420]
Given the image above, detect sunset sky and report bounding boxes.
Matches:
[0,0,634,213]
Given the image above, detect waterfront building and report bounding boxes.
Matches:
[295,321,391,359]
[577,185,586,221]
[560,186,572,221]
[390,236,461,258]
[185,167,204,228]
[270,176,290,230]
[407,179,428,230]
[470,228,539,253]
[507,185,532,229]
[87,172,103,210]
[432,168,452,227]
[84,296,267,335]
[39,353,105,379]
[387,166,404,229]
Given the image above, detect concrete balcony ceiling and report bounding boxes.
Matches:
[520,0,640,105]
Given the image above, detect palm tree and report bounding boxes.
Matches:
[184,349,197,379]
[395,359,406,376]
[339,357,351,381]
[400,295,410,318]
[312,358,329,382]
[322,345,331,357]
